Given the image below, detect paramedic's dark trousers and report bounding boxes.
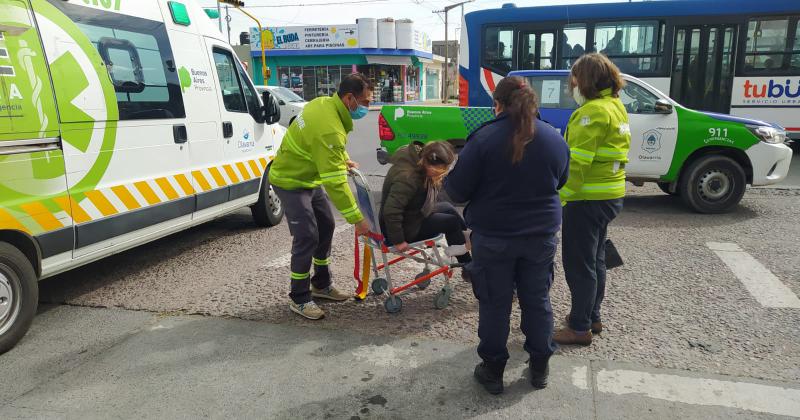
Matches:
[470,232,559,364]
[562,199,623,332]
[273,186,336,304]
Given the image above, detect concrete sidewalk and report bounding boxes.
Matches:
[1,306,798,419]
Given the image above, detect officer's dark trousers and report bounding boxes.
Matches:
[562,199,623,332]
[273,186,336,304]
[470,232,559,364]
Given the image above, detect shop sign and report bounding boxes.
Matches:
[250,25,360,51]
[413,29,432,53]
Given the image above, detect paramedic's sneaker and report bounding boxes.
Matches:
[311,285,350,301]
[445,244,468,257]
[289,301,325,320]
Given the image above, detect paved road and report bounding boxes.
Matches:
[2,305,798,419]
[3,110,799,418]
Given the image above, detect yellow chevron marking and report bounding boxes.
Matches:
[0,209,29,233]
[259,157,268,169]
[174,174,195,195]
[155,177,180,201]
[134,181,161,206]
[20,202,63,231]
[223,164,241,184]
[236,162,252,181]
[248,160,261,177]
[54,196,91,224]
[84,190,118,217]
[192,171,213,191]
[111,186,141,210]
[208,167,228,188]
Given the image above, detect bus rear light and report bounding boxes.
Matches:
[378,113,395,141]
[459,74,468,107]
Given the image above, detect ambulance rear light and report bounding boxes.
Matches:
[748,125,787,144]
[378,113,395,141]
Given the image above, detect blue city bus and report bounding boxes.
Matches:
[458,0,800,140]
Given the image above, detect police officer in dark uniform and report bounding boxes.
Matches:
[445,76,570,395]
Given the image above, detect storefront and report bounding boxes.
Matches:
[249,20,433,103]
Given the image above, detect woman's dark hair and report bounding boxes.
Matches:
[493,76,538,164]
[570,53,626,99]
[419,141,456,167]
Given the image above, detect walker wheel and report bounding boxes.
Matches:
[372,277,388,295]
[416,270,431,290]
[384,296,403,314]
[434,286,452,309]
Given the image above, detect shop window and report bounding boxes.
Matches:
[744,17,799,73]
[594,20,663,74]
[69,9,185,120]
[561,24,588,68]
[213,49,247,113]
[302,67,316,99]
[484,26,514,74]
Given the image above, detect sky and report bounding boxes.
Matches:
[197,0,630,45]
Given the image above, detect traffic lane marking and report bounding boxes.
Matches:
[262,224,354,269]
[595,368,800,418]
[707,242,800,308]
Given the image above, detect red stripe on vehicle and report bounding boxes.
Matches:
[784,127,800,131]
[483,68,497,92]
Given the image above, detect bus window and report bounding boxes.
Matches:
[561,24,587,68]
[594,21,663,74]
[744,18,791,73]
[484,26,514,74]
[793,20,800,70]
[520,32,555,70]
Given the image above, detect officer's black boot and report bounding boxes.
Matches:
[529,355,551,389]
[473,361,506,395]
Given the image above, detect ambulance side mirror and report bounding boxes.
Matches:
[655,99,673,114]
[262,91,281,125]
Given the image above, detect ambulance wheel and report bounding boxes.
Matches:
[372,277,388,295]
[434,286,452,310]
[657,182,679,196]
[0,242,38,355]
[679,155,746,214]
[251,171,284,227]
[416,270,431,290]
[384,296,403,314]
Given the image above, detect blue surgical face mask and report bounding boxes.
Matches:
[350,104,369,120]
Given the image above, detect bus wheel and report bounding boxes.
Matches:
[679,155,746,214]
[251,169,284,227]
[0,242,38,355]
[657,182,679,196]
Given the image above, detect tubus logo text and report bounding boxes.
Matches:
[743,79,800,99]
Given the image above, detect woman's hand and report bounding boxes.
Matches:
[394,242,410,252]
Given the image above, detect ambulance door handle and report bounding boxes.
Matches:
[173,124,188,144]
[222,121,233,139]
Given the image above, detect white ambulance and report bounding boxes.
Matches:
[0,0,286,353]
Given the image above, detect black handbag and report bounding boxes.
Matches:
[604,239,624,269]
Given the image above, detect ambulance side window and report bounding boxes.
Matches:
[62,3,185,120]
[212,49,248,113]
[235,58,263,122]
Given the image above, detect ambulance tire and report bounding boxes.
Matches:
[657,182,679,196]
[0,242,38,355]
[251,170,284,227]
[679,155,746,214]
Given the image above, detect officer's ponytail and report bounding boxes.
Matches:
[493,76,538,164]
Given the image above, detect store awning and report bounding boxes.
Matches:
[365,55,414,66]
[415,57,434,64]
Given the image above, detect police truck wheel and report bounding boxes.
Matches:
[251,170,284,227]
[657,182,679,196]
[0,242,38,355]
[679,155,746,214]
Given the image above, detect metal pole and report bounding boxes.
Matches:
[225,6,231,44]
[444,12,448,103]
[217,0,222,33]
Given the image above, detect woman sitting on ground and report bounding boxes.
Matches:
[379,141,471,265]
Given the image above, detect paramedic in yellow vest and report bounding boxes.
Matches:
[554,54,631,346]
[268,73,373,320]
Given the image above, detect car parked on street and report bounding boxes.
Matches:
[377,70,793,214]
[256,86,307,128]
